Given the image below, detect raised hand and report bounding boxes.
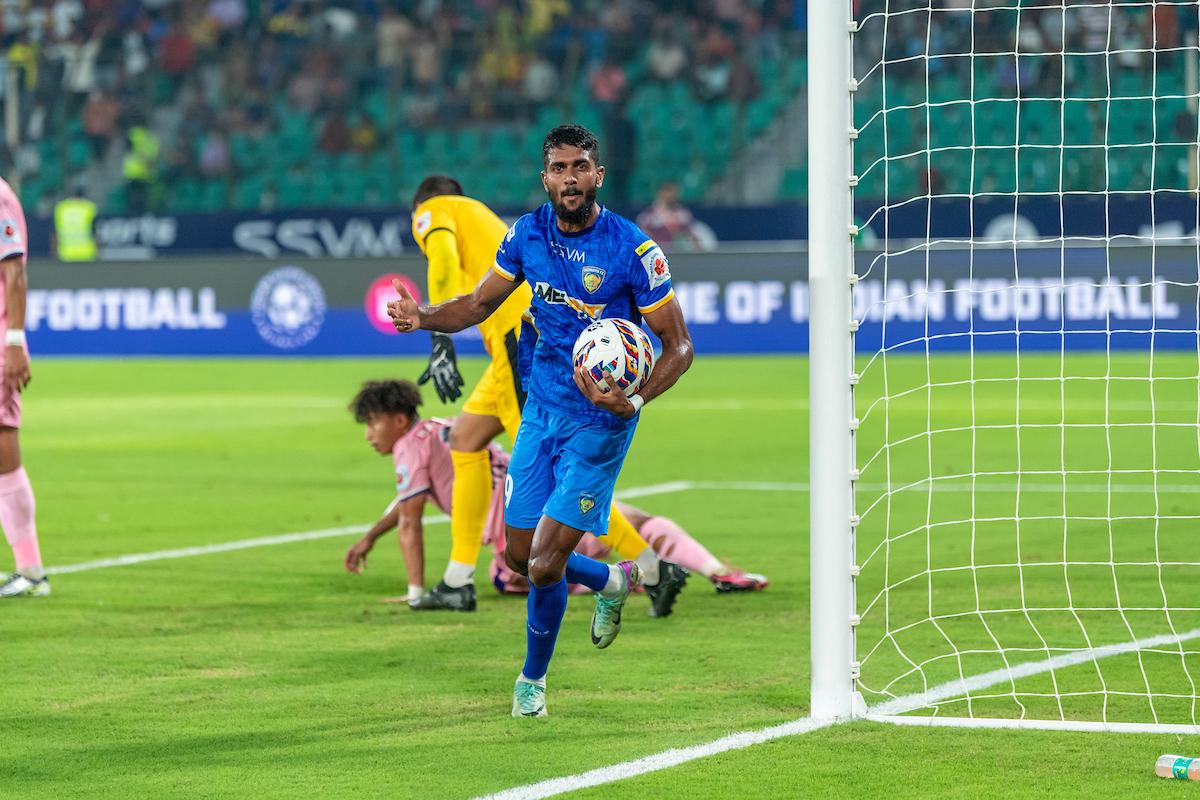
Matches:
[387,278,422,333]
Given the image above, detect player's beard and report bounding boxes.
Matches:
[552,185,597,228]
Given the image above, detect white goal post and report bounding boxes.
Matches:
[809,0,1200,733]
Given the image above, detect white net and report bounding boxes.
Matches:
[850,0,1200,728]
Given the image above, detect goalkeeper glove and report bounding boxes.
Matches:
[419,332,465,403]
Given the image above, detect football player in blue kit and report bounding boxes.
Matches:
[387,124,694,717]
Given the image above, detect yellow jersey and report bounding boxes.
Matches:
[412,194,532,354]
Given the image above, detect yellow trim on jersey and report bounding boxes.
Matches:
[638,289,676,315]
[493,262,517,281]
[635,239,657,256]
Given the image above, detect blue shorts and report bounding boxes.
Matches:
[503,399,637,535]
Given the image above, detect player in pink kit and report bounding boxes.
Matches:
[342,379,766,606]
[0,177,45,598]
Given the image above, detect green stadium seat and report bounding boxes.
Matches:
[231,175,266,211]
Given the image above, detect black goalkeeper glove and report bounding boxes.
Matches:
[418,332,465,403]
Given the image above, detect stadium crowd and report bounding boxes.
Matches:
[0,0,805,216]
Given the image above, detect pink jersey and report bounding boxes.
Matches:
[390,417,506,515]
[0,177,28,331]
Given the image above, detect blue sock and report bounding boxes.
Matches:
[522,578,568,681]
[565,551,609,592]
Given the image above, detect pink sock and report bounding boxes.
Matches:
[639,516,723,578]
[0,466,40,571]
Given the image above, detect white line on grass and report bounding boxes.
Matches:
[44,481,706,575]
[473,627,1200,798]
[46,478,1197,576]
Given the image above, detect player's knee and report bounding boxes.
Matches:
[527,555,563,587]
[504,546,528,577]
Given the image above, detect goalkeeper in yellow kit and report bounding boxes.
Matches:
[406,175,688,615]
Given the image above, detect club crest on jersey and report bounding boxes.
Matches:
[579,494,596,515]
[581,266,606,294]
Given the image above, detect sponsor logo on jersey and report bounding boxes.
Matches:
[413,210,432,237]
[640,245,670,289]
[250,266,326,349]
[635,239,657,256]
[550,241,586,262]
[581,266,606,294]
[579,494,596,515]
[533,282,606,319]
[396,463,412,492]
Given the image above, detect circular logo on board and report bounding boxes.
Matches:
[365,273,422,335]
[251,266,326,349]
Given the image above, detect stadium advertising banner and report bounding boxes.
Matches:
[24,247,1200,356]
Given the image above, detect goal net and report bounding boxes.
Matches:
[843,0,1200,732]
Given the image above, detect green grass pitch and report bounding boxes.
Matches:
[4,354,1199,798]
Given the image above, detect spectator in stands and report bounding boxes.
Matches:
[588,54,627,111]
[53,182,97,262]
[645,23,688,83]
[123,115,160,215]
[522,51,558,108]
[82,89,121,158]
[199,128,231,177]
[319,107,352,155]
[637,182,717,252]
[351,112,378,154]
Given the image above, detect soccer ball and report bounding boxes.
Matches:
[572,318,655,397]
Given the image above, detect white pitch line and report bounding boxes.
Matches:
[474,628,1200,799]
[45,478,1199,576]
[474,717,837,800]
[43,481,711,576]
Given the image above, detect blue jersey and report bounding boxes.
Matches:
[494,203,674,423]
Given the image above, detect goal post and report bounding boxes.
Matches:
[807,0,860,721]
[810,0,1200,732]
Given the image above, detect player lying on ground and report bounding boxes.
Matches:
[387,125,694,716]
[342,380,766,603]
[0,175,45,599]
[406,175,686,616]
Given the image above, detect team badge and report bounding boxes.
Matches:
[581,266,606,294]
[579,494,596,515]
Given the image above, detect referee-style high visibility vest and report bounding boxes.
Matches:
[54,197,98,262]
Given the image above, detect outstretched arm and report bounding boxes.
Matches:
[388,270,519,335]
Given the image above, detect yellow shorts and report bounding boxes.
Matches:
[462,346,523,442]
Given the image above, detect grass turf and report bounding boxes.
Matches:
[3,354,1198,798]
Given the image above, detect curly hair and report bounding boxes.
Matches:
[542,124,601,167]
[348,379,423,422]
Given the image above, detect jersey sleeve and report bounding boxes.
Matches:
[393,434,432,502]
[423,228,465,305]
[630,238,675,314]
[0,202,26,262]
[492,216,527,283]
[411,199,458,252]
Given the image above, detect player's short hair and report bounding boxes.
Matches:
[412,175,464,209]
[349,380,423,423]
[542,124,601,167]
